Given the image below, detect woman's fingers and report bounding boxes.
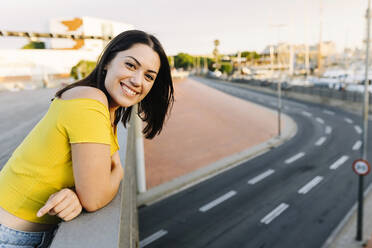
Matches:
[37,188,82,221]
[50,195,81,216]
[48,196,71,215]
[62,207,82,221]
[37,190,67,217]
[56,203,76,220]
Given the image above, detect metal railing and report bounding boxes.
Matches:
[0,30,112,40]
[230,78,372,105]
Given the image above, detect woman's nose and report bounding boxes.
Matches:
[130,71,142,87]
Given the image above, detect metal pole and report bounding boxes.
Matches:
[356,0,370,241]
[278,80,282,137]
[363,0,370,163]
[317,0,323,76]
[357,175,364,241]
[204,56,208,73]
[133,104,147,193]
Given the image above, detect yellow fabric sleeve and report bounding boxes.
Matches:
[60,99,112,144]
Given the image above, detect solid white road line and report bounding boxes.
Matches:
[316,117,325,124]
[248,169,275,185]
[260,203,290,224]
[323,110,335,115]
[298,176,324,194]
[315,136,327,146]
[354,125,362,134]
[140,230,168,248]
[330,155,349,170]
[199,191,237,212]
[285,152,305,164]
[344,118,353,124]
[352,140,362,151]
[302,111,312,117]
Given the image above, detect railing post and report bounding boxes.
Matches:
[118,106,140,247]
[133,104,147,193]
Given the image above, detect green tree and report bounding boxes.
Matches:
[174,53,194,70]
[22,41,45,49]
[199,57,214,71]
[70,60,97,80]
[220,62,233,75]
[241,51,260,61]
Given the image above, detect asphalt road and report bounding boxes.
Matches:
[139,76,372,248]
[0,88,58,168]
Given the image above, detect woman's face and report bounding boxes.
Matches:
[104,43,161,108]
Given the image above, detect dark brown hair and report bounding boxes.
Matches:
[54,30,174,139]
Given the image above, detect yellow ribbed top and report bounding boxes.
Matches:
[0,98,120,224]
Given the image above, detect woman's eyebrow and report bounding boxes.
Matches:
[126,56,158,74]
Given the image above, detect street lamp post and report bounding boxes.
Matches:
[270,24,287,137]
[356,0,371,242]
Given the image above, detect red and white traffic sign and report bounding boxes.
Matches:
[352,159,371,176]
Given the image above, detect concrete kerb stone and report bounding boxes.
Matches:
[137,112,297,207]
[322,182,372,248]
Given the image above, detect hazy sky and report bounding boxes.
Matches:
[0,0,368,55]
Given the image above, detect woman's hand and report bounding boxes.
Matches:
[37,188,83,221]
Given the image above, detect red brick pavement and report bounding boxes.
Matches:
[144,77,281,189]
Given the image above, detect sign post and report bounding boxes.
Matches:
[352,159,371,241]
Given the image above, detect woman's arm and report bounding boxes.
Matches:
[71,143,124,212]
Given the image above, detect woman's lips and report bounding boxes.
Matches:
[120,82,138,96]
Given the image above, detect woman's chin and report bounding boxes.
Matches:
[116,97,139,108]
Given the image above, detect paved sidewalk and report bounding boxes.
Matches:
[325,184,372,248]
[138,77,297,206]
[143,77,280,188]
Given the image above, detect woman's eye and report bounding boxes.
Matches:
[125,62,135,69]
[145,74,154,81]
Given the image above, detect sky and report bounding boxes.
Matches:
[0,0,368,55]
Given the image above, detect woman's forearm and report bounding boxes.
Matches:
[84,165,123,212]
[109,165,124,195]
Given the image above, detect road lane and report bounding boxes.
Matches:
[137,76,372,248]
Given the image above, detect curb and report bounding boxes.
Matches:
[137,111,297,206]
[321,182,372,248]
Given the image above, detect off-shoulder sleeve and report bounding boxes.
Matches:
[59,99,111,144]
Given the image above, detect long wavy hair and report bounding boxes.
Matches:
[54,30,174,139]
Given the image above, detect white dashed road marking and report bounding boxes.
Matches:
[302,111,312,117]
[199,191,237,212]
[248,169,275,185]
[325,126,332,134]
[354,125,362,134]
[352,140,362,151]
[323,110,335,115]
[330,155,349,170]
[315,137,327,146]
[316,117,325,124]
[260,203,290,224]
[298,176,323,194]
[345,118,353,124]
[285,152,305,164]
[140,230,168,248]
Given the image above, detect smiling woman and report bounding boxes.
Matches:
[0,30,174,247]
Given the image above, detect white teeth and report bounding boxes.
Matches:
[120,82,137,96]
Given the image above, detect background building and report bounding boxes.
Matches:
[0,17,133,89]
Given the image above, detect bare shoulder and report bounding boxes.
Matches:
[61,86,108,108]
